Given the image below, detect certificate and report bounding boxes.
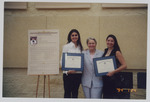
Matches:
[62,53,84,71]
[93,56,117,76]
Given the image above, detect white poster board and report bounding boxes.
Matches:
[28,29,59,75]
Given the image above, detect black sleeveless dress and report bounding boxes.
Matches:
[102,48,121,99]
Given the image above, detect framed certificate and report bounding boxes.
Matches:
[62,53,84,71]
[93,56,117,77]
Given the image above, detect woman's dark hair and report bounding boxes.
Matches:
[67,29,83,51]
[106,34,121,52]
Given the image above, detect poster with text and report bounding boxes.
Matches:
[28,29,59,75]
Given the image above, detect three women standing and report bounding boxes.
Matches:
[61,31,126,99]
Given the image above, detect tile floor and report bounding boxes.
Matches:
[3,68,146,99]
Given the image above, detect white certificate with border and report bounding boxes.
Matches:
[65,55,81,68]
[93,56,117,76]
[62,53,84,71]
[96,59,115,73]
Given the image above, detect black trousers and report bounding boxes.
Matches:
[63,73,82,98]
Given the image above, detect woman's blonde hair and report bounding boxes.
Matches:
[86,37,97,45]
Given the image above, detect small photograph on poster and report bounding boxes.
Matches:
[30,36,37,45]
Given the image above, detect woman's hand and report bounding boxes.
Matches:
[67,70,76,74]
[106,71,115,77]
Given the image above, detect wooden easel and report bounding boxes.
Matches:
[36,75,50,98]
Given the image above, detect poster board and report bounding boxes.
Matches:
[28,29,59,75]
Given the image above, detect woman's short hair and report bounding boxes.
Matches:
[86,37,97,45]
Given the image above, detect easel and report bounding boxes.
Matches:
[28,30,59,98]
[36,75,50,98]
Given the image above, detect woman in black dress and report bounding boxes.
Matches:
[102,34,127,99]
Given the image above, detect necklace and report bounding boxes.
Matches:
[105,49,112,56]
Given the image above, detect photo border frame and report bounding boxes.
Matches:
[1,0,149,102]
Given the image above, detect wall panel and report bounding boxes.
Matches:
[4,16,47,67]
[99,15,147,69]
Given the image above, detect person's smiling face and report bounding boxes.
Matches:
[88,39,96,51]
[71,32,78,43]
[106,37,115,48]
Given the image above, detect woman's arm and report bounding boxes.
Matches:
[107,51,127,77]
